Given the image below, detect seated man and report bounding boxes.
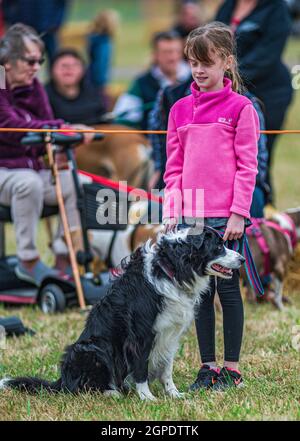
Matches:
[113,30,190,130]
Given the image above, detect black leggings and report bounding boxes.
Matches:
[195,269,244,363]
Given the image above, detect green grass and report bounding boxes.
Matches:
[0,295,300,421]
[69,0,142,23]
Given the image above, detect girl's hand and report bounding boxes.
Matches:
[163,217,178,233]
[223,213,245,242]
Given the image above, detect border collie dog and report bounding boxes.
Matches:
[0,227,244,400]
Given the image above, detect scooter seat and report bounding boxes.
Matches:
[0,204,59,222]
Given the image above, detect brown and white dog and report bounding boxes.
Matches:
[75,124,154,190]
[242,208,300,309]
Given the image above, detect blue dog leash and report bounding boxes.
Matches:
[213,227,264,297]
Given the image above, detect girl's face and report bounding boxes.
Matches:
[189,50,233,92]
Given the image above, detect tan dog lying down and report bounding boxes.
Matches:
[75,124,154,190]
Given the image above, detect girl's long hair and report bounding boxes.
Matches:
[184,21,243,93]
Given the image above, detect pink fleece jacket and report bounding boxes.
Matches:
[163,78,259,220]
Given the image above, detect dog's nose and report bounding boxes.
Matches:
[239,256,246,265]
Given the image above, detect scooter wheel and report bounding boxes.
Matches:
[39,284,66,314]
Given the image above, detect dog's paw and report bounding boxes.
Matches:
[136,382,157,401]
[167,388,185,399]
[103,389,122,398]
[139,392,157,401]
[137,389,157,401]
[273,299,285,311]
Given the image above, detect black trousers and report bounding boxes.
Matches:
[195,269,244,363]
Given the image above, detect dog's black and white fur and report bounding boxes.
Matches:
[0,227,244,400]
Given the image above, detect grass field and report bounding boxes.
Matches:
[0,278,299,421]
[0,4,300,421]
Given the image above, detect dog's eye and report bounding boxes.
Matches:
[218,244,223,251]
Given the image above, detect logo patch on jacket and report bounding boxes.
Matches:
[218,117,233,125]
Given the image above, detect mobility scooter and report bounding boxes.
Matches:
[0,130,128,313]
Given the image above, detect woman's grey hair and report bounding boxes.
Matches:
[0,23,44,65]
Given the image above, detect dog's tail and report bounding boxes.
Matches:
[0,376,62,394]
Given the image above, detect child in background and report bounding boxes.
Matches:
[163,22,259,390]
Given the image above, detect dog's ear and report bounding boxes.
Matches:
[192,232,205,250]
[188,227,214,250]
[204,225,221,236]
[203,226,223,244]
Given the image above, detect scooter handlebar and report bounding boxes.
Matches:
[21,131,104,146]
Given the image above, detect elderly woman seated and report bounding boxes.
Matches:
[0,24,93,286]
[46,48,108,125]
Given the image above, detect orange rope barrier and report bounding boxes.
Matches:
[0,128,166,135]
[0,128,299,135]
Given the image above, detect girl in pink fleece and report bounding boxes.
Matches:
[163,22,259,391]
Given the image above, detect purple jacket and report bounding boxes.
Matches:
[0,78,64,170]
